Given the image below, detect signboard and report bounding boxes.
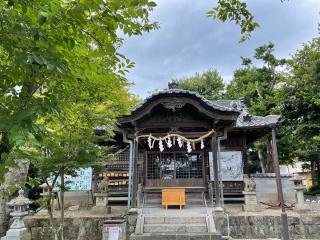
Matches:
[52,167,92,191]
[209,151,243,181]
[108,226,120,240]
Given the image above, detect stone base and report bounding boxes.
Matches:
[91,206,111,214]
[1,228,31,240]
[242,204,261,212]
[94,193,108,208]
[213,207,224,215]
[242,191,261,212]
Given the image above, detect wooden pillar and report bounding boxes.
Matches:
[132,135,139,208]
[242,134,249,175]
[211,135,221,208]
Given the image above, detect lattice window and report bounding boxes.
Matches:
[147,153,161,179]
[176,153,190,179]
[161,153,174,180]
[189,153,203,178]
[147,152,203,180]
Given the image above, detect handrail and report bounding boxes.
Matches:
[226,213,230,239]
[138,193,145,234]
[202,192,212,233]
[202,192,209,216]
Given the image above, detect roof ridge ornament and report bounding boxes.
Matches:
[162,98,186,112]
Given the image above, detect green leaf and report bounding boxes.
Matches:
[39,15,47,25]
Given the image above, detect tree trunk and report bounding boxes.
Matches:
[266,141,275,173]
[258,149,266,173]
[0,197,8,237]
[311,161,316,186]
[317,162,320,187]
[47,186,59,240]
[0,160,29,237]
[60,170,65,240]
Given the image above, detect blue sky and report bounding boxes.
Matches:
[120,0,320,98]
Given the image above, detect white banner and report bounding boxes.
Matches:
[51,167,92,191]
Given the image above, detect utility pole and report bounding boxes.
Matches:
[271,127,290,240]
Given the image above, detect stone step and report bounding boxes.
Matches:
[132,232,222,240]
[144,216,206,224]
[144,223,207,233]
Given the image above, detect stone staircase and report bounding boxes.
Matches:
[132,214,222,240]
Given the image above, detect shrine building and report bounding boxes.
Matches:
[108,89,279,209]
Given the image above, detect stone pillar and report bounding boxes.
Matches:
[103,219,126,240]
[294,186,305,209]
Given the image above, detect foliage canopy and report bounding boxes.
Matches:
[0,0,158,183]
[169,69,225,100]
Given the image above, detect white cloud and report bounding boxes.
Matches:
[120,0,320,98]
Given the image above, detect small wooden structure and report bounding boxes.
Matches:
[162,188,186,209]
[101,89,279,208]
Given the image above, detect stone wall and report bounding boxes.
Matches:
[24,212,320,240]
[215,214,320,239]
[25,217,115,240]
[252,173,296,203]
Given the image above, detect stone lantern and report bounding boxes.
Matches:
[1,189,32,240]
[290,175,306,209]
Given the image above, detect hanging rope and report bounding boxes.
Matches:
[135,129,215,144]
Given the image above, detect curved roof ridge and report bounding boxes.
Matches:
[131,89,240,113]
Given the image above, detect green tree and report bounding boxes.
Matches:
[26,104,111,240]
[0,0,158,183]
[225,43,288,172]
[207,0,260,42]
[169,69,225,100]
[226,42,286,115]
[0,0,158,235]
[281,38,320,188]
[208,0,292,42]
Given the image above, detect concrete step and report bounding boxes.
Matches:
[132,232,222,240]
[143,223,207,233]
[144,216,206,224]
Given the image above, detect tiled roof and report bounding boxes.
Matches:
[210,99,280,128]
[131,89,240,113]
[235,112,280,128]
[129,89,280,129]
